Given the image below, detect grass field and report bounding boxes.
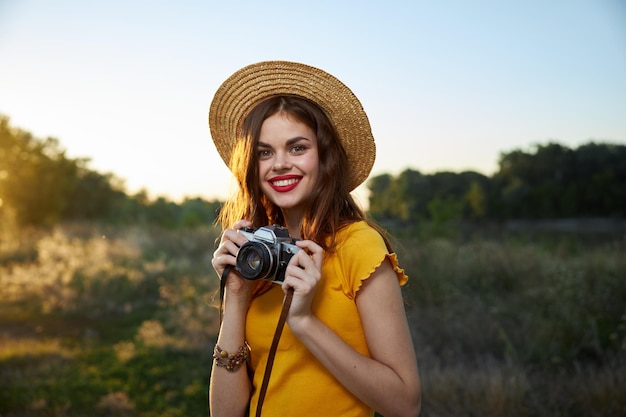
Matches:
[1,222,624,416]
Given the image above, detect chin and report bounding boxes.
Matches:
[271,196,306,211]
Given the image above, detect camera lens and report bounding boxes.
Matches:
[243,250,261,270]
[236,241,275,280]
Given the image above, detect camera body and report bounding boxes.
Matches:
[236,225,300,284]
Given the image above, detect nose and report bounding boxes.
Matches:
[272,151,291,171]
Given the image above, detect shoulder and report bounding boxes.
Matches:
[330,220,407,288]
[335,220,387,249]
[333,221,408,291]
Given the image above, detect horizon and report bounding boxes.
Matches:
[1,0,625,203]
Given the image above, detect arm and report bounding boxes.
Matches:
[209,221,254,417]
[285,245,421,417]
[355,260,422,416]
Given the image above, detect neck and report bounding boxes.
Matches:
[281,209,303,239]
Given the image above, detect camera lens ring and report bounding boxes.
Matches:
[236,241,275,280]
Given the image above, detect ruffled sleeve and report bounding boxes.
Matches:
[334,221,408,299]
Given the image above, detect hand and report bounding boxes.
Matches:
[282,239,323,325]
[211,219,254,298]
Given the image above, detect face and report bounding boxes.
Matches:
[257,112,319,219]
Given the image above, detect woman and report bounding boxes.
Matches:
[208,61,421,417]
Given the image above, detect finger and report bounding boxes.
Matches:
[292,249,316,272]
[212,239,243,279]
[232,219,253,230]
[222,228,251,248]
[284,250,321,284]
[213,240,240,260]
[211,253,236,272]
[281,271,316,293]
[295,240,323,267]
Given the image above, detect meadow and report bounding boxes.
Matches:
[0,221,624,416]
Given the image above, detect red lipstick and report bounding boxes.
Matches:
[268,175,302,192]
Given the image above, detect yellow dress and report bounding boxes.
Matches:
[246,221,408,416]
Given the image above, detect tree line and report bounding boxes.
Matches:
[0,116,221,228]
[1,115,624,229]
[367,141,626,224]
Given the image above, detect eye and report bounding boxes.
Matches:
[258,149,273,160]
[290,144,308,154]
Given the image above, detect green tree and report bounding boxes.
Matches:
[62,164,127,221]
[180,197,221,228]
[391,169,429,223]
[427,195,464,224]
[465,180,486,220]
[494,142,626,218]
[367,173,394,221]
[0,116,78,226]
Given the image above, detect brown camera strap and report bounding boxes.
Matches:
[218,265,294,417]
[255,287,293,417]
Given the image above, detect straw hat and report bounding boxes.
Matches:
[208,60,376,191]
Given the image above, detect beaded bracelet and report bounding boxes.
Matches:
[213,343,250,372]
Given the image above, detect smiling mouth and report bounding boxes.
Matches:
[269,176,301,192]
[271,178,299,187]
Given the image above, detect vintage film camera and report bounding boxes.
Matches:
[236,225,300,284]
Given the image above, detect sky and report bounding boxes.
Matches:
[1,0,625,204]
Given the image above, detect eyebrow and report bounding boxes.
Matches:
[258,136,311,148]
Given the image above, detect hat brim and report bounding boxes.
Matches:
[208,61,376,191]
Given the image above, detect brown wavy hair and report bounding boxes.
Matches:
[218,95,380,250]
